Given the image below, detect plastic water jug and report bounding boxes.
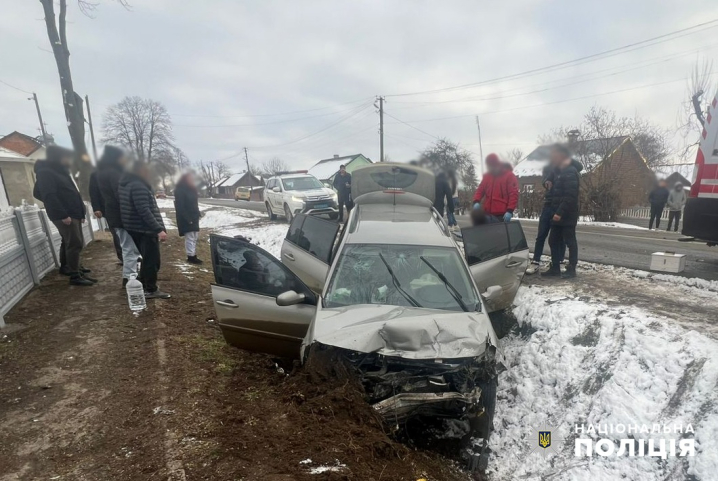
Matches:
[126,275,146,312]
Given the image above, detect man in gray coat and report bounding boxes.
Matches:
[666,183,687,232]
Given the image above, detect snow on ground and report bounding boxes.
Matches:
[490,284,718,480]
[199,207,262,229]
[161,212,176,230]
[215,223,289,258]
[516,216,649,231]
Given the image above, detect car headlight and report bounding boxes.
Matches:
[291,196,305,203]
[330,191,338,200]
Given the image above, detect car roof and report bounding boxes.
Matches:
[345,203,453,247]
[275,173,315,179]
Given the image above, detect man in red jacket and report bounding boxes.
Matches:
[472,153,519,223]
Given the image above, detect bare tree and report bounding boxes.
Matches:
[152,146,188,191]
[420,138,475,177]
[102,96,175,163]
[196,160,230,197]
[257,157,289,178]
[503,148,524,166]
[678,59,715,160]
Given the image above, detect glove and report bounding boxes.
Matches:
[503,212,513,223]
[473,202,481,210]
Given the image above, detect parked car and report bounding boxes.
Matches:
[264,173,338,222]
[155,190,167,199]
[235,186,252,201]
[209,163,529,473]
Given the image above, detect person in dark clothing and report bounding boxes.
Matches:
[89,169,122,262]
[433,171,455,222]
[648,180,670,230]
[446,170,459,230]
[544,144,580,279]
[32,145,95,286]
[527,160,583,274]
[96,145,141,287]
[119,161,170,299]
[174,172,203,264]
[332,165,353,222]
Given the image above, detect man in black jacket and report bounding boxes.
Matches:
[332,165,352,222]
[174,172,202,264]
[96,145,141,287]
[433,171,455,224]
[648,180,670,230]
[119,162,170,299]
[544,144,580,279]
[33,145,95,286]
[89,167,122,263]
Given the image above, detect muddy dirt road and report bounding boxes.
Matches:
[0,231,467,481]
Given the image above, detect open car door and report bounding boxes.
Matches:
[460,221,529,312]
[281,213,341,293]
[210,234,317,358]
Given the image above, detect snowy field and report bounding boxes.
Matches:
[166,203,717,480]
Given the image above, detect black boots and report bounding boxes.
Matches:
[70,275,95,286]
[187,255,203,265]
[561,266,577,279]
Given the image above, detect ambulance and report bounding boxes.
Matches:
[683,93,718,246]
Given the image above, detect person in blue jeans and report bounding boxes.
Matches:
[526,159,582,274]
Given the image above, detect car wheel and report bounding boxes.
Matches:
[328,212,338,220]
[266,202,277,221]
[284,204,294,223]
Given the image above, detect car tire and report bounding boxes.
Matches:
[266,202,277,221]
[328,212,338,220]
[475,378,497,440]
[284,204,294,223]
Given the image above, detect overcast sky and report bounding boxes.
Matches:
[1,0,717,173]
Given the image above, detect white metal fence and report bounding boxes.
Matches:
[619,207,672,220]
[0,202,96,327]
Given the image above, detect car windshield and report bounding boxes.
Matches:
[324,244,480,312]
[282,176,323,191]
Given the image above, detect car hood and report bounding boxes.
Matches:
[289,188,332,197]
[309,304,500,360]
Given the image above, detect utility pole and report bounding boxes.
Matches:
[376,96,385,162]
[244,147,253,196]
[475,115,484,178]
[85,95,98,161]
[30,93,48,143]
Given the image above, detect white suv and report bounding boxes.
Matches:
[264,173,338,222]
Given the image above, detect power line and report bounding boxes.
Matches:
[0,79,33,95]
[389,42,718,109]
[171,96,373,119]
[382,111,439,140]
[385,19,718,98]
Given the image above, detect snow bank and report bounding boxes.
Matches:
[490,284,718,480]
[216,223,289,258]
[200,208,261,229]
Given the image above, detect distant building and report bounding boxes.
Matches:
[0,131,46,160]
[514,136,655,211]
[216,172,264,200]
[0,147,37,207]
[307,153,372,184]
[653,163,694,189]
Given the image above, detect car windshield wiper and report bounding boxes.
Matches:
[419,256,470,312]
[377,252,421,308]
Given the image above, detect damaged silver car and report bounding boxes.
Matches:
[209,163,529,472]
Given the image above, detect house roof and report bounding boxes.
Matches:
[218,171,262,187]
[308,154,367,180]
[0,131,44,157]
[653,163,695,183]
[514,136,630,178]
[0,146,32,161]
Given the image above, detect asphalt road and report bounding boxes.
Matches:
[199,198,718,281]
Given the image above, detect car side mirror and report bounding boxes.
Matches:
[483,285,502,301]
[272,186,281,192]
[276,290,306,306]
